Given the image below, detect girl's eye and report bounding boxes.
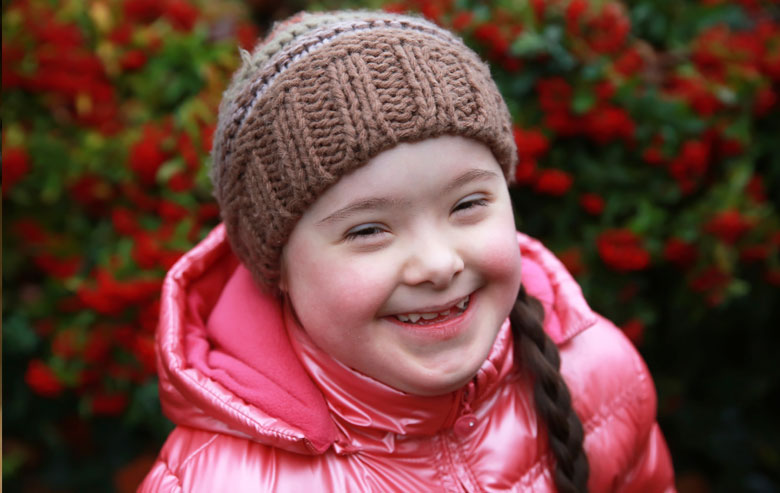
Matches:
[452,194,489,213]
[344,224,387,242]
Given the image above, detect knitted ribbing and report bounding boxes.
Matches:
[211,11,517,289]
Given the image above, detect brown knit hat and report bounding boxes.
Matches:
[211,10,517,289]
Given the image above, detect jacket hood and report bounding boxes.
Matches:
[155,224,596,455]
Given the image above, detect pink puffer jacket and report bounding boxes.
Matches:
[140,224,675,492]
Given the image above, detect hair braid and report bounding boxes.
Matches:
[511,284,589,493]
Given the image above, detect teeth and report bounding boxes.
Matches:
[393,296,471,324]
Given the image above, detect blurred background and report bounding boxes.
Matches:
[2,0,779,491]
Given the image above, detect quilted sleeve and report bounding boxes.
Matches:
[615,422,676,493]
[564,314,676,492]
[137,458,183,493]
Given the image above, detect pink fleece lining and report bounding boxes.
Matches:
[184,264,337,450]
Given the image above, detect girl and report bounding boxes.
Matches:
[141,10,674,492]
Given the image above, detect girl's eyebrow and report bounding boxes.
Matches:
[317,168,500,226]
[317,197,410,225]
[442,168,500,194]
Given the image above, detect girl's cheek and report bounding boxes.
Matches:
[475,219,522,277]
[483,243,522,286]
[304,255,392,320]
[339,261,394,307]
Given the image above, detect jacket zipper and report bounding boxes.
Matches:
[442,381,481,492]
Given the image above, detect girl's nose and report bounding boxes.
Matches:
[402,234,465,288]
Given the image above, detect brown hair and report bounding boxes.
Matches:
[511,284,590,492]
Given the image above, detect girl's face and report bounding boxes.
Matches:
[281,136,522,396]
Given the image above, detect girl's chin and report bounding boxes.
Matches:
[402,377,475,396]
[381,359,483,396]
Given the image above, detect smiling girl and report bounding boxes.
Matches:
[141,11,674,492]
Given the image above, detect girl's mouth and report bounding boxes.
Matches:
[390,295,471,326]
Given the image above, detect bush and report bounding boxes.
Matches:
[2,0,257,489]
[3,0,779,490]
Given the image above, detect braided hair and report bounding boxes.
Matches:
[510,284,590,492]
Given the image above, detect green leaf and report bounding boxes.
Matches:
[472,4,492,23]
[2,449,28,478]
[2,314,39,354]
[629,200,667,235]
[157,158,184,184]
[572,89,596,114]
[726,279,750,298]
[542,24,563,43]
[511,32,547,57]
[581,61,604,82]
